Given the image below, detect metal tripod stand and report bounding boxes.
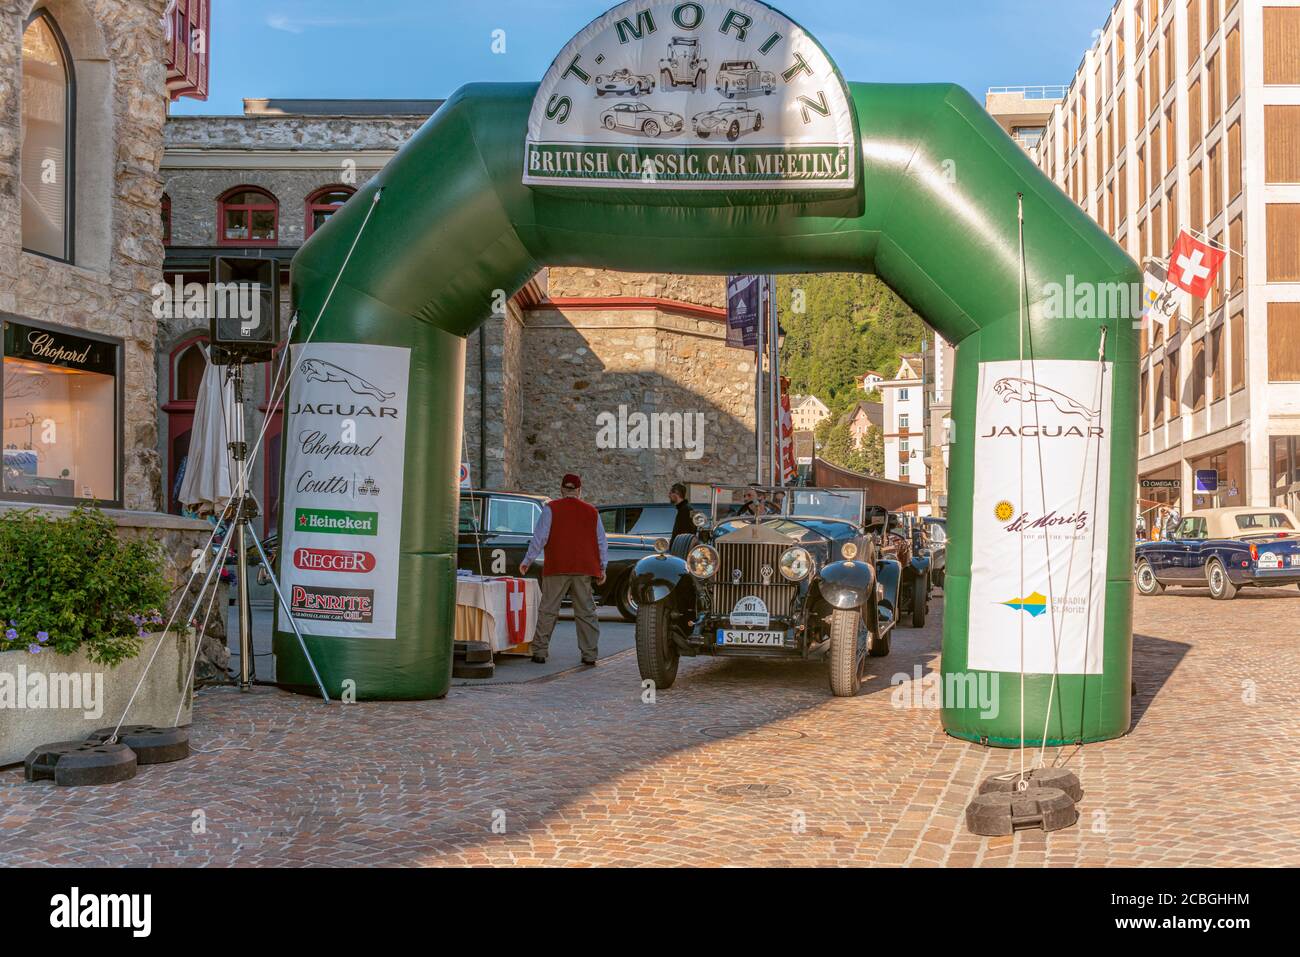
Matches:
[225,360,330,701]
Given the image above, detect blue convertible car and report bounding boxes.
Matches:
[1135,507,1300,599]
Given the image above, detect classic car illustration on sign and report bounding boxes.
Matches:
[631,487,914,698]
[522,0,857,189]
[691,103,763,140]
[593,68,656,96]
[1135,507,1300,599]
[659,36,708,90]
[599,102,684,137]
[715,59,777,97]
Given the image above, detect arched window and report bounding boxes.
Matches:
[305,185,354,237]
[218,186,278,245]
[173,340,206,402]
[21,10,75,261]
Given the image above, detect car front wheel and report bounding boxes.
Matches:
[828,607,863,697]
[635,602,679,690]
[616,573,639,622]
[1135,560,1164,595]
[910,575,927,628]
[1207,559,1237,600]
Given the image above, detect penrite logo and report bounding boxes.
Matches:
[49,887,151,937]
[290,584,374,623]
[293,547,376,574]
[294,507,378,536]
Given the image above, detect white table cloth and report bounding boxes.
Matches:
[454,575,540,652]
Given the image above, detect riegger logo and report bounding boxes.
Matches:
[290,585,375,623]
[293,547,376,574]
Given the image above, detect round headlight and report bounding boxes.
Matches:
[653,537,670,554]
[779,546,814,581]
[841,541,859,561]
[692,510,707,528]
[687,544,719,579]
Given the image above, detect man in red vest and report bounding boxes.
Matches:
[519,473,607,665]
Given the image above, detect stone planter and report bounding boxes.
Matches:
[0,630,195,767]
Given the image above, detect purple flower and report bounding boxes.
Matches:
[4,628,16,641]
[137,628,148,638]
[36,631,49,643]
[27,643,41,655]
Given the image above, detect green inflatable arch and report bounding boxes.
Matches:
[275,6,1139,747]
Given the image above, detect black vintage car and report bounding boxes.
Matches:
[867,508,933,627]
[456,491,705,621]
[457,489,549,579]
[631,486,907,697]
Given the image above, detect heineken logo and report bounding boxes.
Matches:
[524,0,857,190]
[295,508,379,536]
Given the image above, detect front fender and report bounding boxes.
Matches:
[815,559,877,610]
[632,553,689,605]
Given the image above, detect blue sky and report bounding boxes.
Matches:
[172,0,1117,115]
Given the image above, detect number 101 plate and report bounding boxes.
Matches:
[717,629,785,647]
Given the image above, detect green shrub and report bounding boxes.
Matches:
[0,505,172,667]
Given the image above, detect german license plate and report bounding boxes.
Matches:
[717,629,784,646]
[1290,554,1300,568]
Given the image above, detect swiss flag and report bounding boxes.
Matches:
[502,577,527,646]
[1167,230,1226,299]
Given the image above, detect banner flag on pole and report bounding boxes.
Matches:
[726,275,760,351]
[1167,229,1227,299]
[779,376,797,484]
[1141,257,1179,335]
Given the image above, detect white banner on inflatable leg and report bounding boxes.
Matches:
[967,359,1112,675]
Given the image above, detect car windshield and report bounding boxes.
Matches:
[710,486,864,523]
[1234,512,1295,530]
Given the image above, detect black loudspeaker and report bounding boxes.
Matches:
[208,256,280,364]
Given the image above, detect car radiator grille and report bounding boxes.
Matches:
[712,541,797,619]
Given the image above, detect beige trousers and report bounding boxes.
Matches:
[532,574,599,660]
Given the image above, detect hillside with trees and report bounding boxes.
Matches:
[776,273,927,474]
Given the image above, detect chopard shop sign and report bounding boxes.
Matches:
[3,321,118,376]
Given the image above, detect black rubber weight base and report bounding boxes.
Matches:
[978,767,1083,802]
[453,640,493,664]
[86,725,190,765]
[452,660,495,679]
[24,740,138,787]
[965,785,1078,836]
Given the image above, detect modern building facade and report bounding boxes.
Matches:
[880,354,926,486]
[1009,0,1300,514]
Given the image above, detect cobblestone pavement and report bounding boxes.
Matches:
[2,585,1298,867]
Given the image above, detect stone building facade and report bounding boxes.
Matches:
[159,99,437,532]
[160,100,759,516]
[1,0,173,512]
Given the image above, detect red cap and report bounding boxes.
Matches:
[561,473,582,489]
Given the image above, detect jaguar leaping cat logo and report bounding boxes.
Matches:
[299,359,394,401]
[992,377,1098,421]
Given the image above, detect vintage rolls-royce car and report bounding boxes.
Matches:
[1135,506,1300,599]
[631,486,903,697]
[714,59,777,97]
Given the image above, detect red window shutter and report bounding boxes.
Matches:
[165,0,210,102]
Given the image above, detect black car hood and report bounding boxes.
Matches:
[714,517,858,545]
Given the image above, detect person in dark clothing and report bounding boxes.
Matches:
[670,482,695,540]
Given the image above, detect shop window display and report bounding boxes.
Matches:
[2,319,120,505]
